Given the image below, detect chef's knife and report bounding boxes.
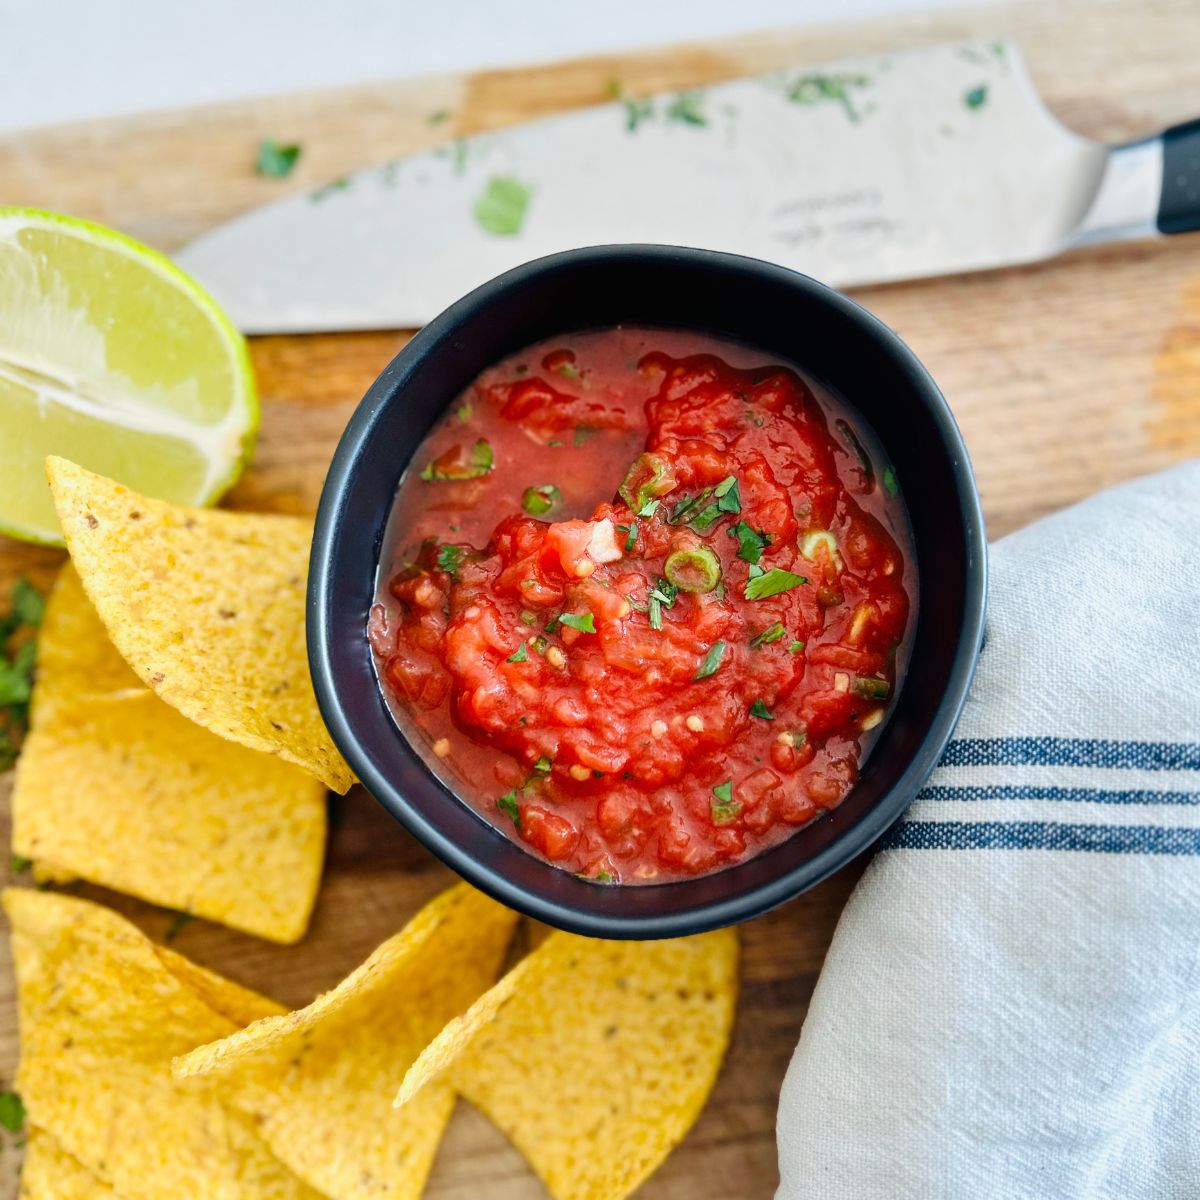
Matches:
[176,39,1200,334]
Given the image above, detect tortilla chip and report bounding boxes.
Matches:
[19,1129,115,1199]
[173,883,519,1200]
[11,566,326,944]
[4,888,321,1200]
[397,928,739,1200]
[46,456,354,793]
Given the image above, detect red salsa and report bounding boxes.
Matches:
[371,328,913,883]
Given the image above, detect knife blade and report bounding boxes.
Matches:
[175,39,1200,334]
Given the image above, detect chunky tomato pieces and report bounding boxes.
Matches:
[372,332,911,883]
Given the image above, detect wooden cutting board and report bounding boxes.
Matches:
[2,0,1199,1195]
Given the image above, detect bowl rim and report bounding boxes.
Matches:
[308,243,987,937]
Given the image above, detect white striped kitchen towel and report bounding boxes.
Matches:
[777,462,1200,1200]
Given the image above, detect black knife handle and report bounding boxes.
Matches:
[1159,118,1200,235]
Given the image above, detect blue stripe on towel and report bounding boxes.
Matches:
[883,821,1200,855]
[939,738,1200,771]
[915,785,1200,807]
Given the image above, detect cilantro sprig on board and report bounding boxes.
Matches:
[0,579,43,770]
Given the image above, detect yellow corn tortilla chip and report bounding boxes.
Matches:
[397,928,739,1200]
[173,883,519,1200]
[5,888,321,1200]
[11,566,326,944]
[46,456,354,793]
[19,1129,115,1199]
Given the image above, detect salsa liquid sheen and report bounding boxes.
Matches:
[371,328,914,884]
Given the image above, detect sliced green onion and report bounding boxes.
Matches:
[665,546,721,593]
[648,594,663,630]
[618,452,675,511]
[749,699,774,720]
[521,483,561,516]
[750,621,786,647]
[420,438,493,481]
[650,578,678,607]
[622,522,638,553]
[519,609,538,625]
[694,640,726,680]
[637,498,661,518]
[744,568,809,601]
[851,676,890,699]
[800,529,840,564]
[559,611,596,633]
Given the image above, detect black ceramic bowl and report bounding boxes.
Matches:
[309,245,986,938]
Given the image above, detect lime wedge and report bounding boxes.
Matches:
[0,208,257,545]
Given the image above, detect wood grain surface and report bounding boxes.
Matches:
[2,0,1200,1196]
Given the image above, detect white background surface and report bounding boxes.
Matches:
[0,0,975,134]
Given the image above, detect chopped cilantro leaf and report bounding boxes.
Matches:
[728,521,769,564]
[694,640,726,680]
[256,137,302,178]
[713,476,741,513]
[555,362,581,378]
[788,639,806,653]
[456,401,473,423]
[882,466,899,496]
[436,544,464,576]
[689,502,724,533]
[559,612,596,633]
[965,84,988,110]
[473,175,532,235]
[497,791,520,826]
[507,642,528,663]
[593,869,615,883]
[11,580,43,628]
[637,498,660,518]
[749,699,774,720]
[710,780,740,825]
[750,622,786,647]
[745,568,809,601]
[533,756,552,774]
[651,578,678,607]
[9,855,31,874]
[668,488,712,525]
[0,1091,24,1132]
